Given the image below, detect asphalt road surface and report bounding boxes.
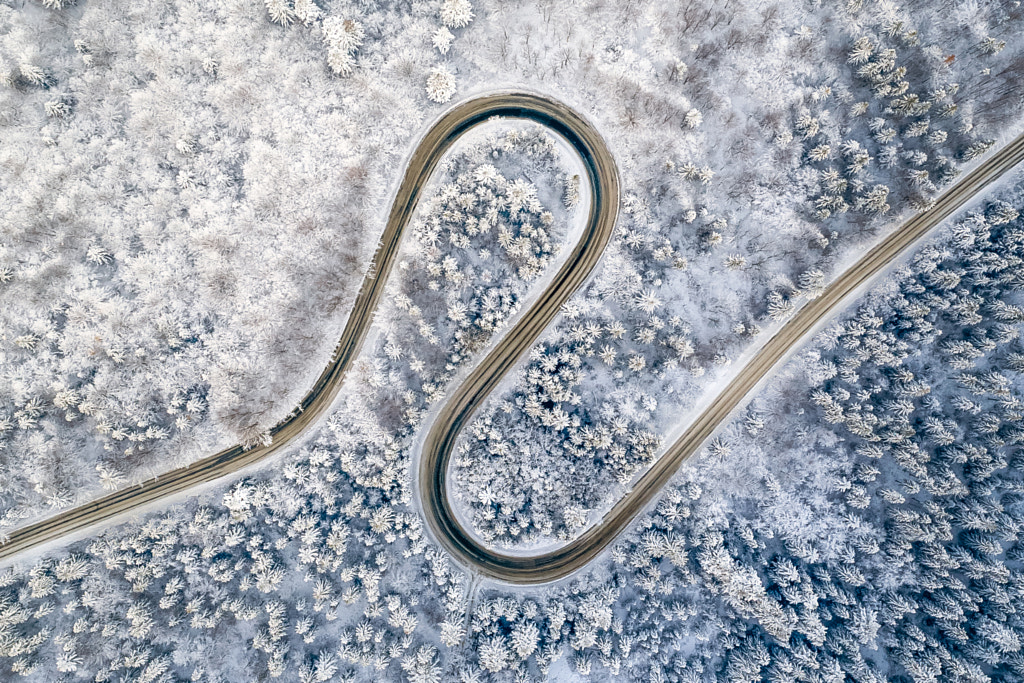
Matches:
[3,95,1023,588]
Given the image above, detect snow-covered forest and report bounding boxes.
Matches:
[0,0,402,527]
[448,0,1024,548]
[2,0,1021,533]
[2,0,1024,680]
[4,171,1024,682]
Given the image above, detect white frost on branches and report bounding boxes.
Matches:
[432,27,455,54]
[440,0,474,29]
[322,17,364,77]
[425,66,456,104]
[264,0,294,26]
[293,0,321,25]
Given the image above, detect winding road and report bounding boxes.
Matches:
[3,93,1023,589]
[421,128,1024,584]
[0,92,619,562]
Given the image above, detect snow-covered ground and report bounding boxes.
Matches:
[4,0,1022,537]
[0,0,421,527]
[2,0,1024,680]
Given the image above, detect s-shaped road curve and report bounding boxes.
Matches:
[418,129,1024,584]
[0,92,621,563]
[4,93,1024,589]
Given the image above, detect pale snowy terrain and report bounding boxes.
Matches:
[0,0,417,527]
[2,0,1024,680]
[3,0,1022,534]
